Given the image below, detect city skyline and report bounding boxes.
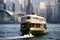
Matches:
[0,0,60,23]
[4,0,46,11]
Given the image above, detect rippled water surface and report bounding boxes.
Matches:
[0,24,60,40]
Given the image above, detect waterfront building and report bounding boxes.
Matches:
[46,0,56,22]
[0,0,6,10]
[57,0,60,22]
[0,10,14,24]
[15,11,26,23]
[46,0,60,23]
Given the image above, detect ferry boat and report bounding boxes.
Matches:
[20,14,47,36]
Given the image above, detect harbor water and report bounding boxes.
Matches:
[0,23,60,40]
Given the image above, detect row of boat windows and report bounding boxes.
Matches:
[30,24,46,28]
[30,24,40,28]
[21,24,46,28]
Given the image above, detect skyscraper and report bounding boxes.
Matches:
[12,2,15,12]
[39,2,46,17]
[18,0,24,11]
[52,0,58,22]
[23,0,27,12]
[4,0,6,10]
[46,0,56,22]
[57,0,60,22]
[20,4,23,11]
[0,0,6,10]
[26,0,33,14]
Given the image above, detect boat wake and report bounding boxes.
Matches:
[0,34,34,40]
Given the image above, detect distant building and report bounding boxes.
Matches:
[46,0,60,23]
[0,0,6,10]
[18,0,24,11]
[46,5,53,22]
[30,0,47,17]
[12,2,15,12]
[46,0,56,22]
[23,0,27,12]
[51,0,58,23]
[57,0,60,22]
[20,4,24,11]
[15,11,26,23]
[26,0,33,15]
[0,10,14,24]
[39,2,46,17]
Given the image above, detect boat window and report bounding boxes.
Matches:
[40,24,46,28]
[26,16,30,19]
[39,19,43,21]
[30,24,34,28]
[40,24,43,27]
[34,24,40,28]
